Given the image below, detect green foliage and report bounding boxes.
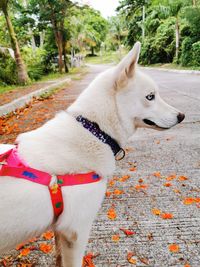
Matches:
[180,37,193,66]
[0,51,18,85]
[192,41,200,66]
[140,17,176,64]
[22,47,47,80]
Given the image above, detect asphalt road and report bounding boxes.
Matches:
[86,67,200,267]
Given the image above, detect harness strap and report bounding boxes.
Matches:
[0,146,101,219]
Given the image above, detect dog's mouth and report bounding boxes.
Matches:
[143,119,169,130]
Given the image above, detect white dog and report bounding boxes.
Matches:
[0,42,184,266]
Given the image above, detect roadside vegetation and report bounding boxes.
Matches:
[0,0,200,92]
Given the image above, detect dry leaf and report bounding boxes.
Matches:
[111,234,120,242]
[168,244,180,253]
[107,207,117,220]
[39,243,53,253]
[152,208,161,216]
[120,228,135,236]
[161,213,173,219]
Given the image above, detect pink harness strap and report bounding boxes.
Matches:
[0,146,101,217]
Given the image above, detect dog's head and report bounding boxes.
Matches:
[115,42,185,131]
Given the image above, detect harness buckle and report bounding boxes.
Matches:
[115,148,125,161]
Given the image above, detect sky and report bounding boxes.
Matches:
[77,0,120,18]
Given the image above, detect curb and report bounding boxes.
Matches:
[141,66,200,75]
[0,78,71,117]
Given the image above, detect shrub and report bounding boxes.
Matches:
[192,41,200,66]
[22,47,47,81]
[180,37,193,66]
[0,51,18,85]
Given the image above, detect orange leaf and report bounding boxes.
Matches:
[129,167,137,172]
[166,174,176,181]
[178,176,188,181]
[173,189,181,194]
[82,253,96,267]
[134,184,148,190]
[113,189,123,195]
[153,172,161,177]
[42,231,54,240]
[184,263,191,267]
[168,244,180,253]
[111,234,120,242]
[39,243,53,253]
[119,175,130,182]
[152,208,161,216]
[108,180,115,187]
[105,191,112,197]
[107,207,117,220]
[127,252,137,264]
[164,182,172,187]
[183,197,196,205]
[120,228,135,236]
[19,248,31,257]
[161,213,173,219]
[16,242,25,250]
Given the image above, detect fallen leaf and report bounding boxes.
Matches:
[164,182,172,187]
[111,234,120,242]
[82,253,98,267]
[127,252,137,264]
[119,175,130,182]
[42,231,54,240]
[166,174,176,181]
[152,208,161,216]
[168,244,180,253]
[153,172,161,177]
[161,213,173,219]
[113,189,123,195]
[19,248,31,257]
[184,263,191,267]
[107,207,117,220]
[39,243,53,253]
[129,167,137,172]
[178,176,188,181]
[120,228,136,236]
[105,191,112,197]
[183,197,196,205]
[134,184,148,190]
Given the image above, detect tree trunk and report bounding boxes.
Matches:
[91,46,95,56]
[193,0,196,6]
[62,42,69,73]
[175,18,180,60]
[2,6,29,84]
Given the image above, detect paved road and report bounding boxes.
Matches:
[86,68,200,266]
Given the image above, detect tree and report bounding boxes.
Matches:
[0,0,29,84]
[30,0,73,73]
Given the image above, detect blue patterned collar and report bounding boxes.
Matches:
[76,115,125,161]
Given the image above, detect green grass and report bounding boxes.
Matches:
[85,50,127,65]
[0,66,88,95]
[143,63,200,71]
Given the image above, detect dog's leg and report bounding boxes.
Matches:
[58,227,91,267]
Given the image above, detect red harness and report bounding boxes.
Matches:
[0,146,101,217]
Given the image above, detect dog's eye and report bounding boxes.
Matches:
[146,93,155,101]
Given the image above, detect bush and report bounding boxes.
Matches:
[140,17,176,65]
[180,37,193,66]
[22,47,48,81]
[192,41,200,66]
[0,51,18,85]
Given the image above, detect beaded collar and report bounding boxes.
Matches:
[76,115,125,161]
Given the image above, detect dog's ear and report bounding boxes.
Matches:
[115,41,141,89]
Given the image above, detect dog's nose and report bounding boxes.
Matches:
[177,113,185,123]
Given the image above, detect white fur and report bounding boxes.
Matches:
[0,42,184,266]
